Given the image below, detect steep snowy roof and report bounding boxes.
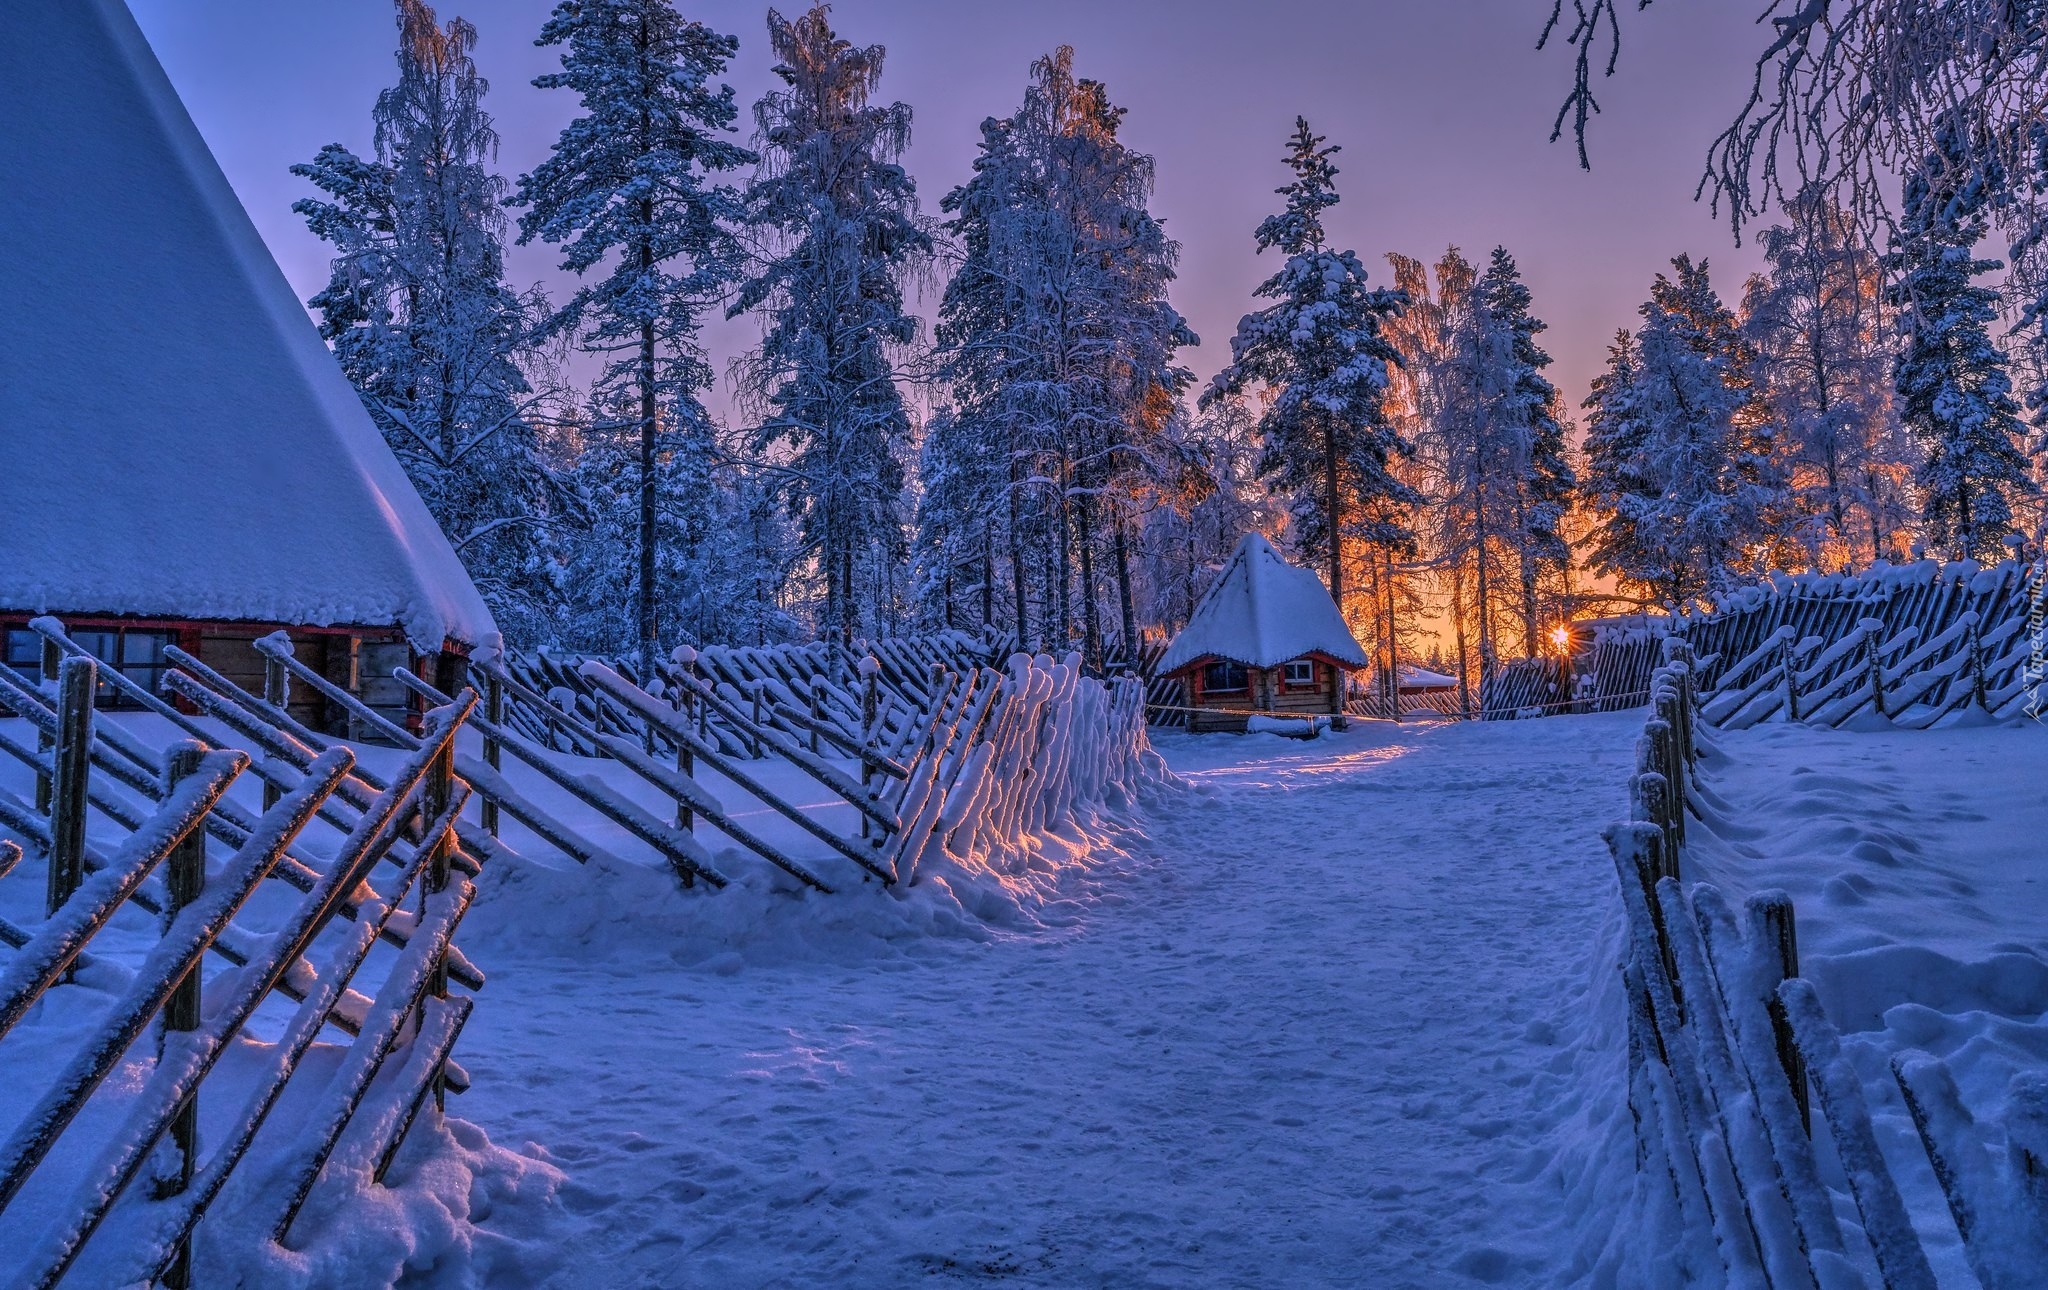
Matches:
[1158,533,1369,675]
[0,0,494,651]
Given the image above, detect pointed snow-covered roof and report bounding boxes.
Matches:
[0,0,494,652]
[1158,533,1368,675]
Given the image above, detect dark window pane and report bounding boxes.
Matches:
[5,630,39,674]
[122,631,170,665]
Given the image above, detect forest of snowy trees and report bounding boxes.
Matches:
[298,0,2048,698]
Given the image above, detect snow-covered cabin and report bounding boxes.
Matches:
[1157,534,1369,733]
[0,0,494,730]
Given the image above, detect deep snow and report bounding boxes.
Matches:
[453,714,1646,1287]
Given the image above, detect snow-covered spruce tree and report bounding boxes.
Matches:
[1204,117,1415,624]
[1581,263,1787,608]
[1741,188,1916,568]
[294,0,565,644]
[1474,247,1576,655]
[728,5,931,645]
[1883,137,2036,562]
[936,49,1195,665]
[911,406,1002,633]
[513,0,754,669]
[549,395,800,651]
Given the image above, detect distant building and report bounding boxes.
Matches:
[1157,534,1369,733]
[0,0,494,730]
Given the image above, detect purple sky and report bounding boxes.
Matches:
[128,0,1773,423]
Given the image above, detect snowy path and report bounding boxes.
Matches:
[458,716,1642,1287]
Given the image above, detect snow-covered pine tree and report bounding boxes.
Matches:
[910,406,1000,632]
[1581,263,1787,607]
[1204,118,1415,624]
[1741,188,1916,569]
[1883,133,2037,562]
[728,5,931,646]
[293,0,565,644]
[1579,328,1658,598]
[1475,248,1576,655]
[936,49,1194,665]
[513,0,754,670]
[550,394,800,652]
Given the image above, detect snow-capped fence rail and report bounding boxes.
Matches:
[0,627,484,1287]
[1608,641,2048,1287]
[1602,558,2044,730]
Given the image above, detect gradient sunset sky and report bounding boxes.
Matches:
[127,0,1776,419]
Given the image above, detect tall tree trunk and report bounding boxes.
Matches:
[980,532,995,634]
[637,320,657,675]
[1473,484,1493,682]
[1076,483,1102,674]
[1056,451,1073,655]
[1008,460,1030,651]
[1112,508,1138,667]
[1383,547,1399,715]
[1452,560,1471,717]
[1324,421,1343,612]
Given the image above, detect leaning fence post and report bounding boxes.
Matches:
[859,658,879,843]
[671,646,697,848]
[422,728,455,1117]
[1781,634,1801,723]
[1750,894,1810,1133]
[35,635,61,812]
[153,742,208,1289]
[261,652,289,809]
[481,672,504,838]
[47,655,95,917]
[809,675,826,757]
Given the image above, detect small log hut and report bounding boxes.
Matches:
[1157,534,1369,733]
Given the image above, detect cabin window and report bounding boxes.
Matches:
[1283,659,1317,688]
[5,627,173,707]
[1201,661,1249,694]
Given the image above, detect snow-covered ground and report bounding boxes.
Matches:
[1684,716,2048,1283]
[452,713,1648,1287]
[13,702,2041,1286]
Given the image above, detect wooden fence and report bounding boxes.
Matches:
[0,622,480,1287]
[1610,640,2048,1287]
[494,631,1008,762]
[1588,559,2043,730]
[0,620,1166,1283]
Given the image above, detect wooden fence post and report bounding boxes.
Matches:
[481,672,503,838]
[1751,894,1810,1133]
[1865,629,1889,721]
[672,647,697,840]
[153,742,207,1290]
[1781,635,1801,723]
[35,635,61,812]
[262,653,288,809]
[47,655,95,917]
[809,676,825,757]
[860,659,878,843]
[423,735,455,1117]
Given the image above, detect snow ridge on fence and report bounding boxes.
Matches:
[1608,641,2048,1287]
